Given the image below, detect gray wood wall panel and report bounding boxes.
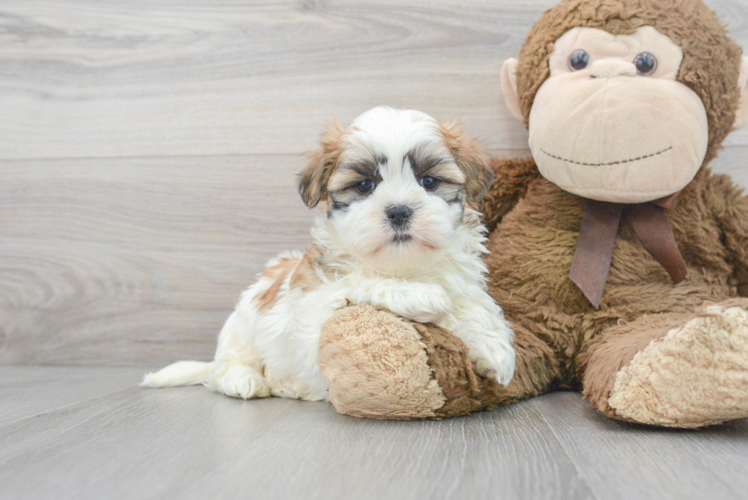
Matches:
[1,155,315,365]
[1,0,747,161]
[1,0,747,366]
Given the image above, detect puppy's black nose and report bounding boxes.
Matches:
[386,205,412,227]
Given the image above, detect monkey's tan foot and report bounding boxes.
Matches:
[608,301,748,428]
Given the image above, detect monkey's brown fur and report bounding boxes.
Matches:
[320,0,748,427]
[481,159,748,422]
[478,0,748,426]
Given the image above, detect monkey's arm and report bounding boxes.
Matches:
[710,173,748,296]
[478,156,540,232]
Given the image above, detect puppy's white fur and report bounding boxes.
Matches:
[142,106,515,401]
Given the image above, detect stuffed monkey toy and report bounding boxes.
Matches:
[319,0,748,428]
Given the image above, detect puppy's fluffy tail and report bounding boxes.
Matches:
[140,360,213,388]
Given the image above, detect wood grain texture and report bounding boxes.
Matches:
[0,155,316,365]
[0,366,589,500]
[1,0,747,161]
[2,368,747,500]
[534,392,748,500]
[1,0,748,366]
[0,366,146,424]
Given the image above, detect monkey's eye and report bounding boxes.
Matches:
[420,176,439,191]
[568,50,590,71]
[356,179,375,194]
[634,52,657,76]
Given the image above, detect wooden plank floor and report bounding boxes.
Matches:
[1,367,747,500]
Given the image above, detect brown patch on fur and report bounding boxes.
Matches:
[438,121,494,205]
[299,119,347,208]
[255,256,301,311]
[515,0,743,167]
[327,166,366,193]
[289,248,322,292]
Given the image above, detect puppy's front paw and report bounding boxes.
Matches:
[403,310,445,324]
[470,342,515,387]
[391,284,452,324]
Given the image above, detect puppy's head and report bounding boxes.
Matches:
[299,106,493,271]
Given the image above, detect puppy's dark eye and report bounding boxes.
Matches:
[568,50,590,71]
[420,176,439,191]
[356,179,375,194]
[634,52,657,76]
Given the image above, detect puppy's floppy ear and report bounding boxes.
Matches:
[299,119,346,208]
[439,121,494,205]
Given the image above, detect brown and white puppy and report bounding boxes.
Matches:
[142,106,515,401]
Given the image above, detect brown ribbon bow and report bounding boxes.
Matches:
[569,194,687,308]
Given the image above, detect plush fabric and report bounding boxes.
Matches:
[320,305,561,419]
[318,0,748,427]
[608,300,748,427]
[478,157,748,426]
[528,26,709,203]
[318,305,446,420]
[514,0,742,167]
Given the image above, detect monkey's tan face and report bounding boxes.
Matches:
[528,26,709,203]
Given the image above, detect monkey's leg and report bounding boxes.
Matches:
[580,299,748,428]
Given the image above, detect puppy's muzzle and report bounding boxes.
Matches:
[386,205,412,228]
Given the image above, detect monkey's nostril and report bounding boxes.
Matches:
[386,205,412,227]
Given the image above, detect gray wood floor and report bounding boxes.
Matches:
[1,366,747,500]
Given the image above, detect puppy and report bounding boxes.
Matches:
[142,106,515,401]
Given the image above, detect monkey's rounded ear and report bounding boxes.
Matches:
[733,57,748,131]
[501,58,523,122]
[298,119,346,208]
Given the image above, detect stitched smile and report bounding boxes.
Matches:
[541,146,673,167]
